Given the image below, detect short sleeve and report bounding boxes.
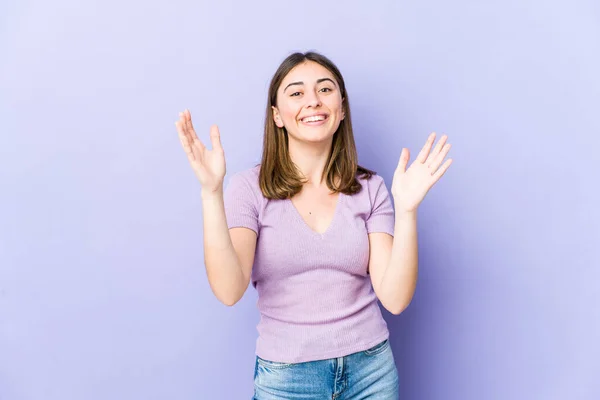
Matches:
[365,175,395,236]
[223,172,260,234]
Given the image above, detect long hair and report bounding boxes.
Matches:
[259,51,375,200]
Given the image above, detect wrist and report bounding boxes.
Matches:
[201,186,223,200]
[395,209,417,221]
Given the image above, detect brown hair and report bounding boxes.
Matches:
[258,51,375,199]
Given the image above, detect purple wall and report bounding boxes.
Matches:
[1,0,598,399]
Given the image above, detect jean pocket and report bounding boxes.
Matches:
[256,356,294,369]
[363,339,390,356]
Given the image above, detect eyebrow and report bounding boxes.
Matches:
[283,78,336,93]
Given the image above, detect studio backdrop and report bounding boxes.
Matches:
[1,0,598,399]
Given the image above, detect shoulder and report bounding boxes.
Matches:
[358,171,386,186]
[355,172,388,198]
[224,165,263,201]
[227,164,261,186]
[350,171,393,217]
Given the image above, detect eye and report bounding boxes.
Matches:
[290,91,302,97]
[319,87,332,93]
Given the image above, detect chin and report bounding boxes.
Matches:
[294,130,335,144]
[297,124,338,141]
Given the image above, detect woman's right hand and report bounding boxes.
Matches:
[175,109,226,194]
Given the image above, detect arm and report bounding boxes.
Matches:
[368,132,452,315]
[368,211,418,315]
[175,109,257,307]
[202,189,257,306]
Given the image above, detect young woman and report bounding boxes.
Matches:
[175,51,452,399]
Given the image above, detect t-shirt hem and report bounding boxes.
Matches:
[227,222,259,235]
[256,331,390,364]
[366,228,395,237]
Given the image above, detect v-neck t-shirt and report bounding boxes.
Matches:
[223,165,395,363]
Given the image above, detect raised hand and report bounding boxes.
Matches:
[391,133,453,213]
[175,109,226,193]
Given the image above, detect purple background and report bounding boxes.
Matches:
[1,0,599,399]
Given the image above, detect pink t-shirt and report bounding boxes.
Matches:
[224,165,395,363]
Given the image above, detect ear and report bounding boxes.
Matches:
[272,106,284,128]
[341,99,346,120]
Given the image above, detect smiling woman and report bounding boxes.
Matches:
[276,75,340,134]
[259,52,375,201]
[174,50,452,399]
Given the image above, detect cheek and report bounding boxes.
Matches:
[325,97,344,115]
[279,106,299,124]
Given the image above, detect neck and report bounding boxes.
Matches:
[288,137,333,188]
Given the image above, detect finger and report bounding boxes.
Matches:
[432,158,453,182]
[396,148,409,173]
[175,120,196,162]
[426,135,448,166]
[177,114,206,163]
[176,118,190,147]
[209,124,223,150]
[415,132,436,163]
[178,112,190,140]
[180,110,205,153]
[429,143,451,171]
[184,109,201,141]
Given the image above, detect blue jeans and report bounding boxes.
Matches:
[253,339,399,399]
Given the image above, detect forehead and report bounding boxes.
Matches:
[280,61,338,88]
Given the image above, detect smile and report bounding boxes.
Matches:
[300,114,329,124]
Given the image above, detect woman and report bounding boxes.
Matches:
[175,51,452,399]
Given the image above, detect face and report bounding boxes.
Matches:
[272,61,345,144]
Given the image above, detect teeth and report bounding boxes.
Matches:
[302,115,325,123]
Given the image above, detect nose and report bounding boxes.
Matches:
[304,89,322,108]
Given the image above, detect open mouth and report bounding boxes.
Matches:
[300,114,329,125]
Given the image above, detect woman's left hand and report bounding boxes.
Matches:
[391,133,453,213]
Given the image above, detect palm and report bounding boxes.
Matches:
[175,109,226,192]
[392,133,453,213]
